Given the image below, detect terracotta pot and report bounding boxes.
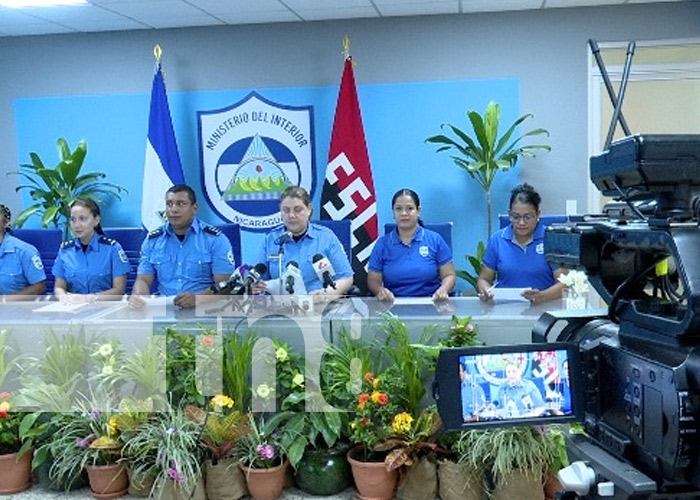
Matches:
[239,460,289,500]
[544,473,564,500]
[85,463,129,499]
[347,446,398,500]
[0,448,33,494]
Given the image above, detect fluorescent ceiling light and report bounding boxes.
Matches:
[0,0,87,7]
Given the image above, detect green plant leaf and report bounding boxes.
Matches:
[287,435,307,468]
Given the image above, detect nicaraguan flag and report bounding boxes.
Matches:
[141,64,185,231]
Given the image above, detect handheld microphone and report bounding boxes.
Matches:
[242,263,267,289]
[285,261,299,294]
[281,261,306,295]
[210,264,247,294]
[312,254,337,290]
[274,230,293,246]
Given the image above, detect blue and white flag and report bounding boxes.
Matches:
[141,64,184,231]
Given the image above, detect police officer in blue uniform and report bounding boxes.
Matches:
[256,186,353,300]
[477,183,566,304]
[129,184,235,309]
[495,362,546,418]
[0,204,46,300]
[53,199,130,302]
[368,189,455,301]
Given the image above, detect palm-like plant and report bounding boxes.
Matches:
[426,101,550,237]
[15,138,126,239]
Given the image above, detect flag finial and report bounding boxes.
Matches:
[153,45,162,64]
[342,35,350,60]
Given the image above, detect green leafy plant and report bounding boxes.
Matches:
[0,330,21,391]
[222,331,257,412]
[118,336,167,408]
[0,394,48,458]
[165,327,206,407]
[380,405,443,471]
[15,138,126,238]
[235,413,287,469]
[198,394,249,463]
[438,315,482,348]
[455,241,486,291]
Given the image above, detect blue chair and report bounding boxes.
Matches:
[384,222,453,250]
[102,227,147,293]
[498,214,568,230]
[11,228,63,294]
[213,223,242,268]
[314,219,352,258]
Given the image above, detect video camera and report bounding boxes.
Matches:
[434,40,700,499]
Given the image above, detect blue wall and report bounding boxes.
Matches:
[15,78,519,292]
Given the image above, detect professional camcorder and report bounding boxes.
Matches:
[434,41,700,500]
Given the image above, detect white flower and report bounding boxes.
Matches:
[102,365,114,375]
[275,347,289,362]
[97,343,113,357]
[256,383,273,399]
[292,373,305,388]
[558,270,589,297]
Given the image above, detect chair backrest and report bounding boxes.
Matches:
[212,223,242,268]
[102,227,147,293]
[11,228,63,294]
[314,219,352,258]
[498,214,568,229]
[384,222,453,251]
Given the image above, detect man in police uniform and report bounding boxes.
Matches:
[129,184,235,309]
[495,362,546,418]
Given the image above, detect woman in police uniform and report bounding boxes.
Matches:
[368,188,455,301]
[0,204,46,300]
[53,198,130,302]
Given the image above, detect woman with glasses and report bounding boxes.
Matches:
[368,188,455,301]
[477,183,566,304]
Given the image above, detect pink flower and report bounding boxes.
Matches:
[0,392,10,399]
[167,463,184,483]
[75,435,95,448]
[202,336,214,347]
[467,324,474,332]
[256,444,275,460]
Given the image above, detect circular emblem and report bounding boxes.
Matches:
[118,249,128,264]
[419,245,429,257]
[31,254,44,270]
[536,242,544,254]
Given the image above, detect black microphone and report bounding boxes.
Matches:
[285,261,299,294]
[274,230,293,246]
[242,263,267,288]
[210,265,247,294]
[312,254,337,290]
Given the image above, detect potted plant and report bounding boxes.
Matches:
[426,101,550,289]
[436,429,488,500]
[235,413,289,500]
[199,394,249,500]
[121,404,205,500]
[0,395,47,494]
[111,397,154,497]
[46,399,128,499]
[15,137,126,240]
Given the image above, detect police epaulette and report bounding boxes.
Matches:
[203,225,222,236]
[61,239,75,249]
[147,228,164,239]
[98,235,117,245]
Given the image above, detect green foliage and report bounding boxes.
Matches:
[165,328,205,407]
[15,138,127,237]
[200,395,249,462]
[235,413,287,468]
[438,315,482,348]
[222,331,257,412]
[455,240,486,291]
[0,330,21,391]
[118,337,166,407]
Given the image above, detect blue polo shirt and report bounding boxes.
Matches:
[368,226,452,297]
[53,233,131,294]
[0,233,46,294]
[257,223,353,292]
[482,222,555,290]
[137,218,235,296]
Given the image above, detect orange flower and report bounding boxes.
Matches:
[361,418,370,427]
[357,393,370,410]
[370,391,382,404]
[377,393,388,406]
[202,336,214,347]
[364,372,374,383]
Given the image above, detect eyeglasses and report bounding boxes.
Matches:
[509,213,537,223]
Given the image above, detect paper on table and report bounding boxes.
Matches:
[33,301,90,313]
[491,287,530,302]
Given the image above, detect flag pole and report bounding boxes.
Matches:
[342,35,350,60]
[153,44,162,64]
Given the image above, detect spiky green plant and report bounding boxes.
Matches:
[222,330,257,412]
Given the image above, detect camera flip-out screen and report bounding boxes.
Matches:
[435,343,583,430]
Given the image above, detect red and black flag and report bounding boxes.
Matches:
[320,55,378,294]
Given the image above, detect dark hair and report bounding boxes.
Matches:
[70,198,104,235]
[280,185,312,209]
[509,183,541,211]
[167,184,197,204]
[0,204,10,233]
[392,188,424,227]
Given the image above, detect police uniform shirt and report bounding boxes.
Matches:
[0,233,46,294]
[461,380,486,420]
[496,379,545,416]
[52,233,131,294]
[257,223,353,292]
[367,226,452,297]
[137,218,235,296]
[482,222,555,290]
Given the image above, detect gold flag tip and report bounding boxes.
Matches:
[342,35,350,60]
[153,45,162,63]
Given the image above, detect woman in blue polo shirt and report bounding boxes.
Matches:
[368,188,455,301]
[53,198,130,302]
[477,183,566,304]
[257,186,354,299]
[0,204,46,300]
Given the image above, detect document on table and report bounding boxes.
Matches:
[492,287,530,302]
[33,301,90,313]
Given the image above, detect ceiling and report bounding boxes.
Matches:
[0,0,685,37]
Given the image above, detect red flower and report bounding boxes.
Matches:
[364,372,374,383]
[357,393,370,410]
[377,393,388,406]
[0,411,7,419]
[202,336,214,347]
[361,418,370,427]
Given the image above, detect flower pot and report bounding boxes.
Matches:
[34,450,88,491]
[85,463,128,499]
[295,446,352,496]
[492,469,544,500]
[205,457,247,500]
[347,446,399,500]
[153,476,206,500]
[544,473,564,500]
[239,460,289,500]
[396,456,437,500]
[126,466,155,497]
[0,449,32,494]
[437,460,482,500]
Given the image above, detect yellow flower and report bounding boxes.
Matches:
[210,395,234,410]
[391,412,414,434]
[97,343,113,357]
[350,422,357,430]
[0,401,10,412]
[275,347,289,362]
[107,415,118,437]
[370,391,382,404]
[372,377,380,389]
[292,372,304,388]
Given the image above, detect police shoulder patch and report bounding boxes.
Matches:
[147,228,164,239]
[61,239,75,250]
[98,235,117,245]
[203,225,222,236]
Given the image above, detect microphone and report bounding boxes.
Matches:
[312,254,337,290]
[274,230,293,246]
[242,263,267,289]
[282,261,307,295]
[210,264,247,294]
[285,261,298,294]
